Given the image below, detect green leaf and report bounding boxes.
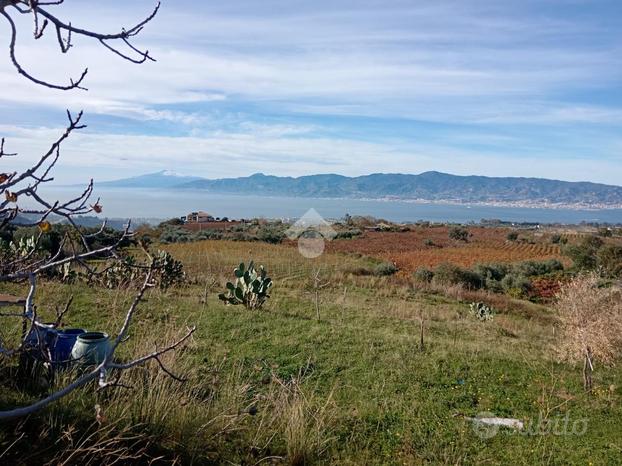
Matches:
[234,286,244,301]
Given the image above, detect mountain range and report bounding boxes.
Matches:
[97,170,204,188]
[95,170,622,208]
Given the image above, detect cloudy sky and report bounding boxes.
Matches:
[1,0,621,184]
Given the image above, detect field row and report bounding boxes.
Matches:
[326,228,566,271]
[382,247,564,270]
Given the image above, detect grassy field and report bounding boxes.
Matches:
[1,237,621,464]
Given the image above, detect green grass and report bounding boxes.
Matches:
[1,239,621,464]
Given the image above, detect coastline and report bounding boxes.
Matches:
[170,188,622,211]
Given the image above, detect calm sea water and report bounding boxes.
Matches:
[38,188,622,224]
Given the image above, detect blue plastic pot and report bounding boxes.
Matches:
[53,328,86,365]
[24,322,57,361]
[71,332,110,365]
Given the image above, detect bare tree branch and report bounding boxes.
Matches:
[0,0,195,423]
[0,269,196,422]
[0,0,159,90]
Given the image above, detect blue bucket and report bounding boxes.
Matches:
[53,328,87,365]
[24,322,57,361]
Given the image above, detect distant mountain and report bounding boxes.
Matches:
[98,171,622,208]
[176,172,622,208]
[96,170,204,189]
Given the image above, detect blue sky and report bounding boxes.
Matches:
[1,0,621,184]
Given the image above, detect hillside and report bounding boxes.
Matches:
[99,171,622,207]
[96,170,204,188]
[179,172,622,206]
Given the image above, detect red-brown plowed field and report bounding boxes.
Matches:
[325,227,565,271]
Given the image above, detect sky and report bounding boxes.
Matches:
[1,0,621,185]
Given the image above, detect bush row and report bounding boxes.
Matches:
[563,235,622,278]
[158,223,287,245]
[413,259,565,298]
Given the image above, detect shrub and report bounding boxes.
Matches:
[473,263,509,282]
[373,262,398,276]
[343,266,374,276]
[0,223,15,243]
[194,229,223,240]
[500,274,532,297]
[334,229,362,240]
[506,231,519,241]
[158,217,184,228]
[597,245,622,278]
[459,269,485,290]
[159,226,192,244]
[424,239,435,247]
[257,225,285,244]
[154,250,186,289]
[472,263,508,292]
[514,259,563,277]
[583,235,605,250]
[555,273,622,390]
[564,235,604,270]
[550,234,562,244]
[432,263,462,286]
[432,263,483,290]
[598,228,613,237]
[140,234,153,246]
[448,227,469,242]
[413,267,434,283]
[86,226,133,251]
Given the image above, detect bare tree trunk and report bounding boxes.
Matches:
[202,282,209,308]
[311,268,328,322]
[419,316,425,351]
[315,290,320,322]
[583,347,593,392]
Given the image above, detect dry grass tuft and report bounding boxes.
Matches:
[554,273,622,366]
[273,376,336,466]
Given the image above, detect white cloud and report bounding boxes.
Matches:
[1,0,620,122]
[0,0,621,185]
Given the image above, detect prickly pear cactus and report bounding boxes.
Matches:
[469,302,494,321]
[219,261,272,309]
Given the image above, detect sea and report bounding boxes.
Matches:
[37,187,622,225]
